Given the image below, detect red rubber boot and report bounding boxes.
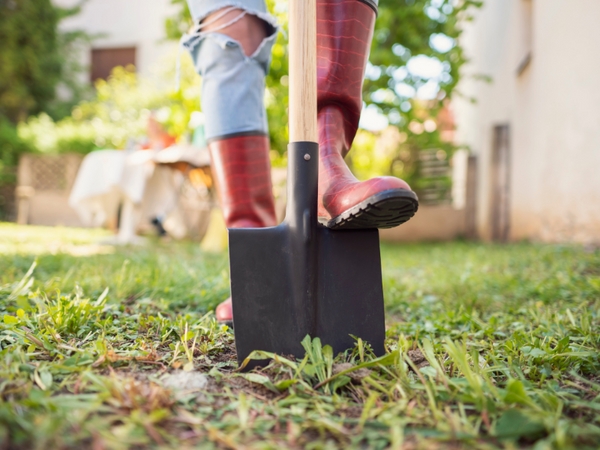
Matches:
[209,134,277,325]
[209,134,278,229]
[317,0,419,229]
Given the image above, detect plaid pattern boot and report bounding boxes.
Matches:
[317,0,419,229]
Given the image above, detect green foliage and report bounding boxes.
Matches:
[368,0,482,103]
[17,113,97,155]
[0,0,90,124]
[0,118,31,183]
[0,0,91,220]
[357,0,481,191]
[0,0,60,123]
[262,0,291,165]
[18,59,201,154]
[165,0,193,40]
[0,224,599,448]
[0,118,31,221]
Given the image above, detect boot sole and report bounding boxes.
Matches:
[321,189,419,230]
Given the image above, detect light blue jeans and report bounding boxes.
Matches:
[183,0,279,142]
[183,0,379,142]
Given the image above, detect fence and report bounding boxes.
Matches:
[16,153,83,226]
[379,153,478,242]
[414,148,453,206]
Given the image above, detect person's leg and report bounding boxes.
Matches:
[183,0,278,230]
[184,0,279,323]
[184,0,277,142]
[316,0,419,229]
[201,8,268,57]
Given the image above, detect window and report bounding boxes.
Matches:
[90,47,136,82]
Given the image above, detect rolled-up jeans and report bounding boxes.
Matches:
[183,0,279,142]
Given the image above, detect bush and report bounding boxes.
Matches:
[0,0,89,123]
[17,113,96,155]
[0,118,31,220]
[0,118,31,182]
[18,60,202,155]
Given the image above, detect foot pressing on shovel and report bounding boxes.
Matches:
[315,0,418,230]
[182,0,418,325]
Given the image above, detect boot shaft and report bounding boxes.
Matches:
[208,134,277,228]
[317,0,377,156]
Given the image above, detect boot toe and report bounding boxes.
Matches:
[323,176,418,230]
[324,176,412,218]
[215,298,233,322]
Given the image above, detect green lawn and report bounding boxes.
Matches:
[0,223,599,449]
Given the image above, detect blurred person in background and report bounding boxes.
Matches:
[142,113,177,151]
[181,0,419,325]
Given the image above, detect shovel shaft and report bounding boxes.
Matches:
[289,0,317,143]
[285,142,319,232]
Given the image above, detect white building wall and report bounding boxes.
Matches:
[54,0,180,80]
[454,0,600,244]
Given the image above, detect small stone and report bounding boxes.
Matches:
[408,349,430,369]
[163,371,209,391]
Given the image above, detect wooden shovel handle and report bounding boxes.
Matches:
[289,0,318,143]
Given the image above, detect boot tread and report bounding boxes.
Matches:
[323,188,419,230]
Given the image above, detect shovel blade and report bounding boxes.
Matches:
[229,224,385,369]
[229,225,309,365]
[315,227,386,356]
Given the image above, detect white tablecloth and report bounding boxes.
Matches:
[69,147,211,243]
[69,150,184,239]
[69,151,149,227]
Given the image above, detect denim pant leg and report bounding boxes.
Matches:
[186,0,274,24]
[187,0,378,23]
[183,0,278,142]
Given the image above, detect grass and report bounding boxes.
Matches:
[0,222,599,449]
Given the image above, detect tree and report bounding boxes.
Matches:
[0,0,89,218]
[0,0,89,124]
[1,0,60,123]
[350,0,481,199]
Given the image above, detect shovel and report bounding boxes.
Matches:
[229,0,386,369]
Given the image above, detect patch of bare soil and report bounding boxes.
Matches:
[209,344,237,365]
[407,349,430,369]
[223,376,280,400]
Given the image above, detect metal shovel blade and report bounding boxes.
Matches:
[229,142,385,369]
